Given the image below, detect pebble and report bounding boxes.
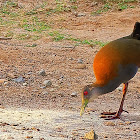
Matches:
[75,64,86,69]
[69,57,74,60]
[77,59,83,64]
[104,121,115,126]
[42,91,49,95]
[43,80,52,87]
[7,73,16,78]
[23,82,27,86]
[27,72,32,75]
[40,86,46,89]
[84,129,95,140]
[58,93,64,97]
[13,76,24,83]
[91,2,98,7]
[71,92,77,97]
[7,136,14,139]
[76,13,86,17]
[117,87,123,91]
[50,88,55,92]
[4,81,8,86]
[38,69,46,76]
[0,79,6,84]
[26,136,33,139]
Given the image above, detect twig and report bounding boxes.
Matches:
[0,37,12,40]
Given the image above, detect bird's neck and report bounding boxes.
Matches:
[89,81,121,101]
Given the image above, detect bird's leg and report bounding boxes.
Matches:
[114,82,128,118]
[100,82,128,119]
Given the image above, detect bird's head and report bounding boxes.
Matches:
[80,84,100,116]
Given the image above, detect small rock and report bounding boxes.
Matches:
[42,91,49,95]
[104,121,115,126]
[4,81,8,86]
[76,13,86,17]
[77,59,83,64]
[2,129,7,132]
[71,92,77,97]
[13,76,24,83]
[40,86,46,89]
[40,138,45,140]
[104,135,108,138]
[26,136,33,139]
[75,64,86,69]
[86,108,96,112]
[27,72,32,75]
[91,2,98,7]
[50,88,55,92]
[31,127,40,131]
[69,57,74,60]
[7,73,16,78]
[60,75,64,79]
[58,93,64,97]
[125,121,132,125]
[43,80,52,87]
[0,79,6,84]
[23,82,27,86]
[32,89,39,92]
[118,122,124,125]
[84,129,96,140]
[38,69,46,76]
[7,136,14,139]
[117,87,122,91]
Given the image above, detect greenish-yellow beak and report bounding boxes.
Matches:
[80,99,89,116]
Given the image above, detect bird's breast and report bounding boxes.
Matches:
[93,39,140,86]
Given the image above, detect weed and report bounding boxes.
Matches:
[16,34,31,40]
[48,31,66,41]
[5,31,14,37]
[25,44,37,47]
[69,0,77,3]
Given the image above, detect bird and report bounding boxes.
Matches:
[80,22,140,119]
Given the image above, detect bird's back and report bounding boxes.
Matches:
[93,39,140,86]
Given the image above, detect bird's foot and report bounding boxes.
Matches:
[100,112,120,120]
[101,112,117,115]
[100,110,129,120]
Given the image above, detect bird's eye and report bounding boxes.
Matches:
[84,91,88,95]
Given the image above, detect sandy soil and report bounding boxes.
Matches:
[0,1,140,140]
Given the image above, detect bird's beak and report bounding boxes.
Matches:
[80,99,89,116]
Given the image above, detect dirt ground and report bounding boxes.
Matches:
[0,0,140,140]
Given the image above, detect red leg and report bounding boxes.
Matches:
[100,82,128,120]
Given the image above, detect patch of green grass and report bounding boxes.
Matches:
[25,2,47,15]
[5,31,14,37]
[25,44,37,47]
[92,0,138,15]
[92,3,111,15]
[48,31,106,47]
[48,31,67,41]
[6,1,18,7]
[21,16,50,32]
[16,34,31,40]
[118,3,128,10]
[103,0,137,2]
[69,0,77,3]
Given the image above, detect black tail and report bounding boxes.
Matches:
[131,22,140,40]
